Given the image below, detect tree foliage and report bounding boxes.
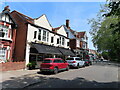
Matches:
[89,1,120,62]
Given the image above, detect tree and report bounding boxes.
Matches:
[88,1,120,62]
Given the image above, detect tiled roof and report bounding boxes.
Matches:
[11,10,34,24]
[78,32,85,38]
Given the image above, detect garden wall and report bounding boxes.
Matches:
[0,61,25,71]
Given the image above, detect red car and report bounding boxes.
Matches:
[40,58,69,74]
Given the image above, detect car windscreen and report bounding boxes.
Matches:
[66,58,74,60]
[42,60,52,63]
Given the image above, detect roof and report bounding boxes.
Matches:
[78,32,86,38]
[34,14,52,27]
[11,10,34,24]
[0,10,17,28]
[52,26,62,32]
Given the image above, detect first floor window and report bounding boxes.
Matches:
[47,32,49,42]
[57,38,59,44]
[67,42,69,46]
[59,37,61,45]
[51,37,54,43]
[42,30,46,41]
[62,37,65,45]
[38,29,41,40]
[0,48,6,60]
[34,31,37,39]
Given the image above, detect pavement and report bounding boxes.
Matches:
[0,69,42,89]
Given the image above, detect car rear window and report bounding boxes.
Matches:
[75,58,81,60]
[66,58,74,60]
[42,60,52,63]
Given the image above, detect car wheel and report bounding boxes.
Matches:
[83,64,85,67]
[66,66,69,71]
[53,67,58,74]
[77,64,80,69]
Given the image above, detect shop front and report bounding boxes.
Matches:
[29,43,75,68]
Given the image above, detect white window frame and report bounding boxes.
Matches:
[42,30,47,41]
[0,48,7,60]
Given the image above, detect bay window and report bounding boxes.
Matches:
[0,48,7,60]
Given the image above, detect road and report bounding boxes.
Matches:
[25,61,119,88]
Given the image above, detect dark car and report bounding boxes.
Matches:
[84,59,92,66]
[40,58,69,74]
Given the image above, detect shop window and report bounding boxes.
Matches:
[0,48,7,60]
[37,55,44,61]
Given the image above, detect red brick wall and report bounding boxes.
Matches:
[0,62,25,71]
[11,12,28,61]
[70,39,76,49]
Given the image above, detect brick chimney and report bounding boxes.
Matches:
[2,6,10,12]
[66,19,70,29]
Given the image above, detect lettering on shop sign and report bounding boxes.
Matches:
[46,48,54,51]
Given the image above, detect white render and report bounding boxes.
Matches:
[57,26,67,37]
[34,14,52,31]
[27,24,69,49]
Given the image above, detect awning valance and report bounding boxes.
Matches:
[32,43,62,55]
[58,48,75,56]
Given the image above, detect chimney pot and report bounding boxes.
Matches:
[66,19,70,29]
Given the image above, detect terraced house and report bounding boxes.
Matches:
[0,6,88,71]
[0,6,17,63]
[10,9,75,68]
[65,20,88,59]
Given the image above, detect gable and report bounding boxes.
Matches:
[0,13,13,24]
[34,15,52,31]
[63,25,76,39]
[57,26,67,37]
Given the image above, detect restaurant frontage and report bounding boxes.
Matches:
[28,43,75,68]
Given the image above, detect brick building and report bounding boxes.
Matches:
[0,6,17,62]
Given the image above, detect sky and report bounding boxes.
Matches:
[0,1,106,50]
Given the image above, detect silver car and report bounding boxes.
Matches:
[66,57,85,68]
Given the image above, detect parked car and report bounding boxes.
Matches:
[40,58,69,74]
[84,59,92,66]
[66,57,85,68]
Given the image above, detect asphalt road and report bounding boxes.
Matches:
[25,61,119,88]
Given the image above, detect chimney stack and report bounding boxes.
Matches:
[66,19,70,29]
[3,6,10,12]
